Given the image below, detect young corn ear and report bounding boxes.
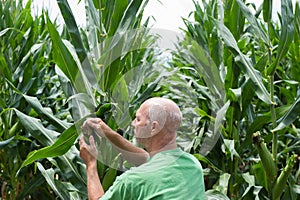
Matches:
[252,131,277,191]
[272,154,297,200]
[95,103,112,119]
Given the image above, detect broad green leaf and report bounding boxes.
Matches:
[248,105,290,134]
[116,0,147,33]
[23,94,71,131]
[273,96,300,132]
[18,113,93,171]
[55,66,89,121]
[102,167,117,191]
[214,20,271,104]
[56,0,86,62]
[66,93,95,111]
[224,0,245,39]
[46,15,84,93]
[199,101,230,155]
[178,40,225,107]
[57,0,99,93]
[19,124,78,169]
[14,108,86,183]
[104,0,128,36]
[0,56,12,85]
[14,109,59,146]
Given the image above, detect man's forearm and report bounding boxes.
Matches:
[86,162,104,200]
[105,130,148,166]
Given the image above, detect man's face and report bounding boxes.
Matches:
[131,103,152,142]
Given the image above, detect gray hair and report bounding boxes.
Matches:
[146,98,182,132]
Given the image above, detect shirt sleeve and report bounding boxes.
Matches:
[99,175,130,200]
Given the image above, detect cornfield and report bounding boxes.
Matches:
[0,0,299,199]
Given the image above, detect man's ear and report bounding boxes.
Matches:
[151,121,160,136]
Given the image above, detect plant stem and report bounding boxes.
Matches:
[270,75,277,164]
[266,19,278,164]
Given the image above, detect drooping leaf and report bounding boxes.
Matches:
[273,96,300,132]
[236,0,269,44]
[18,114,93,170]
[19,124,78,170]
[193,154,222,173]
[14,109,59,146]
[214,20,271,104]
[23,94,71,131]
[37,162,67,200]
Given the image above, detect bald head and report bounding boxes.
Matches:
[142,97,182,133]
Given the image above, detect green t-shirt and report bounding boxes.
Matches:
[100,148,205,200]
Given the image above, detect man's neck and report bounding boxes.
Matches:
[147,135,177,158]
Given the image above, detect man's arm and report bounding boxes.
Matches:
[79,136,104,200]
[83,118,148,166]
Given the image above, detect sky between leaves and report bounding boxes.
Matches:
[28,0,291,32]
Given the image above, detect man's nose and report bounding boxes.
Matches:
[131,119,136,127]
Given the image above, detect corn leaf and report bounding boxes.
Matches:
[272,96,300,132]
[14,109,59,146]
[23,94,71,131]
[214,20,271,104]
[267,0,294,75]
[19,124,78,170]
[236,0,269,44]
[263,0,273,22]
[46,15,84,93]
[56,0,99,92]
[37,162,67,200]
[206,189,230,200]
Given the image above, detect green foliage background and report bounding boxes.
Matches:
[0,0,299,199]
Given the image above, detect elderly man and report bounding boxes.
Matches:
[79,97,205,199]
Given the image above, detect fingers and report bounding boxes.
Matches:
[82,118,102,130]
[79,135,98,161]
[78,135,87,149]
[89,135,97,150]
[82,118,106,137]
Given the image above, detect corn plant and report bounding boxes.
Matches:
[0,0,63,198]
[174,0,300,199]
[1,0,161,199]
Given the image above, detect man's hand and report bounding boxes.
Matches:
[81,117,148,166]
[79,135,98,166]
[82,118,114,138]
[79,135,105,199]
